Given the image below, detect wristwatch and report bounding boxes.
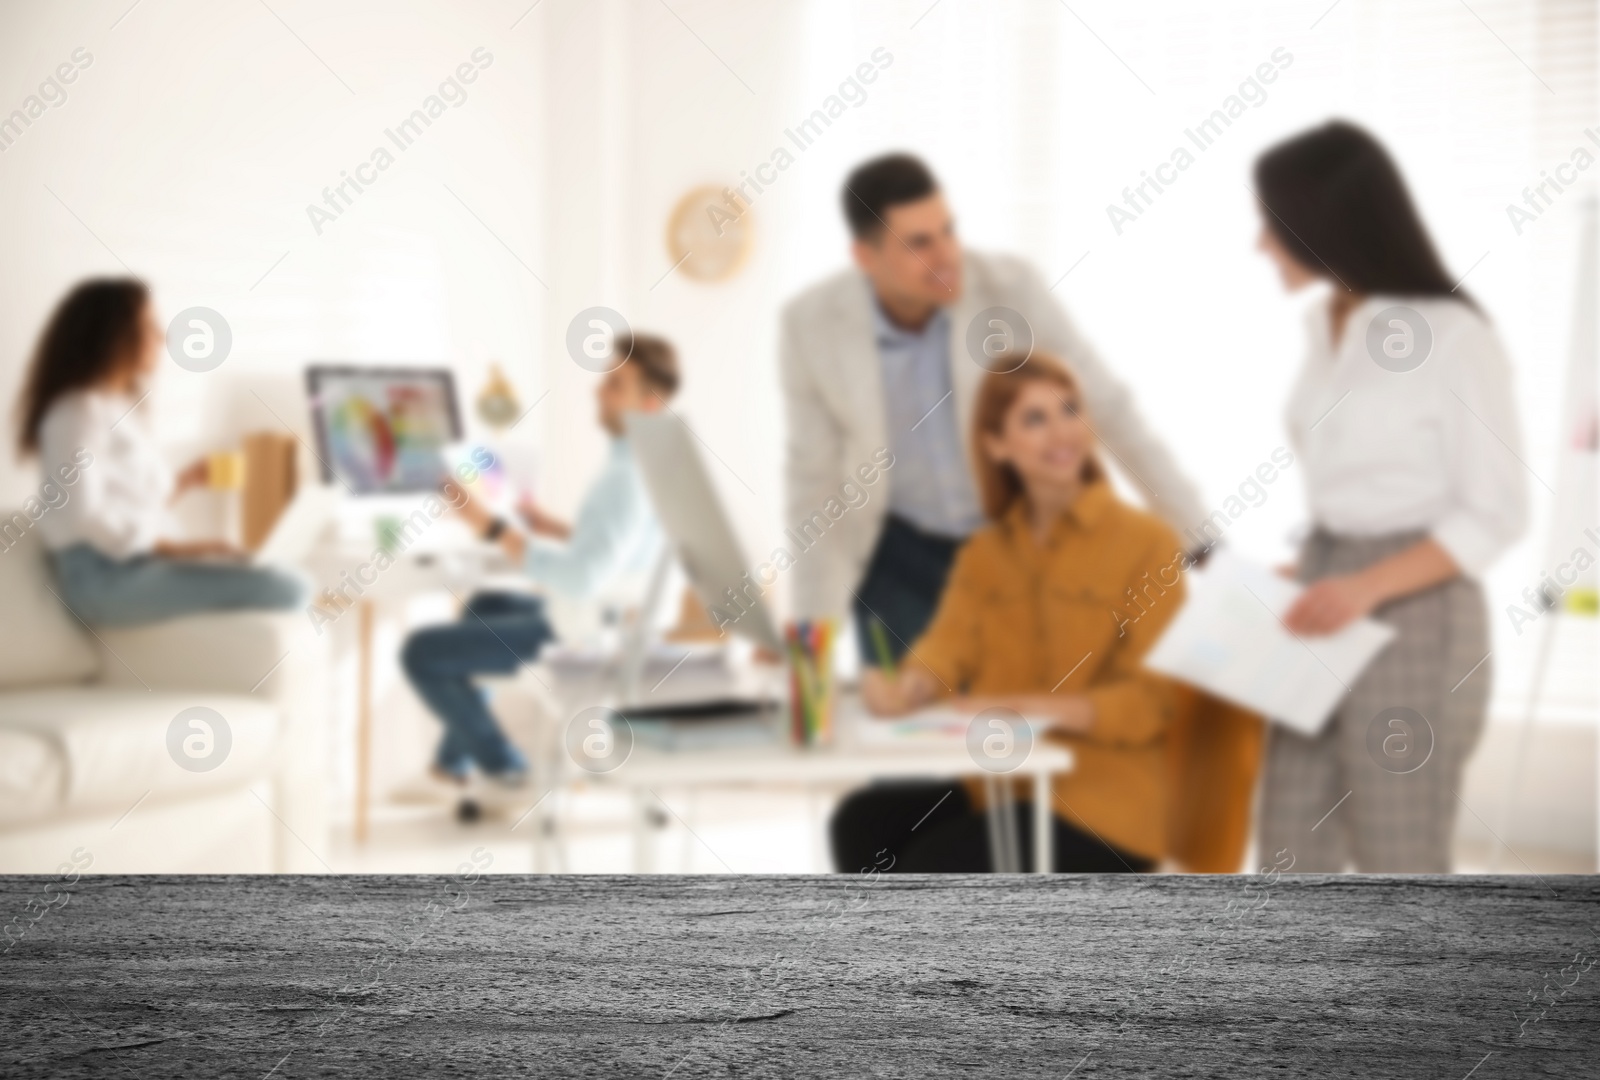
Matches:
[482,516,507,542]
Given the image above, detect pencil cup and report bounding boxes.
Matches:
[785,619,836,748]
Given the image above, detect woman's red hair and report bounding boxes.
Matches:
[971,352,1102,520]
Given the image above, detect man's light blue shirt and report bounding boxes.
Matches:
[872,297,986,538]
[523,437,662,598]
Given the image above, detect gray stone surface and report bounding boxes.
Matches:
[2,874,1597,1077]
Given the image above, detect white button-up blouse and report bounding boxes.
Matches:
[1285,295,1529,578]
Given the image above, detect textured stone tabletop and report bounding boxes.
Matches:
[2,874,1597,1078]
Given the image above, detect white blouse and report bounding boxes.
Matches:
[35,389,173,560]
[1285,295,1529,578]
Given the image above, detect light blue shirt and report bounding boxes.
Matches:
[524,437,662,598]
[873,299,986,538]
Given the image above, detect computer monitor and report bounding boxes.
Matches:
[625,411,785,653]
[305,365,462,495]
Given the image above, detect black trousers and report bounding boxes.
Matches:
[852,514,965,665]
[830,781,1155,874]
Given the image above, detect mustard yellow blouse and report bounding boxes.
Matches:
[907,480,1187,861]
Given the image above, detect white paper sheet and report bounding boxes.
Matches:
[850,706,1046,746]
[1142,551,1396,735]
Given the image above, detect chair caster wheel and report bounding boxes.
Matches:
[457,798,482,823]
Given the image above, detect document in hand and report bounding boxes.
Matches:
[1142,551,1396,735]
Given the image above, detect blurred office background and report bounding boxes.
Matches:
[0,0,1593,872]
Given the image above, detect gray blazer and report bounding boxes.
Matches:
[779,248,1205,620]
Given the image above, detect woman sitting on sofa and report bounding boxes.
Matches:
[14,278,301,626]
[832,353,1187,873]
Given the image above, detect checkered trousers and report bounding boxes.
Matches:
[1257,529,1492,873]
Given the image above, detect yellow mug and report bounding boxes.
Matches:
[206,450,246,491]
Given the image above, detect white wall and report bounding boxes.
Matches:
[534,0,804,548]
[0,0,547,506]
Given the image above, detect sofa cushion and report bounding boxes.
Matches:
[0,728,62,816]
[0,689,280,825]
[0,520,99,689]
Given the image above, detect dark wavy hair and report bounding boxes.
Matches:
[1253,120,1473,307]
[841,152,939,241]
[15,278,150,456]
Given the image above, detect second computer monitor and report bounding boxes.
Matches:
[305,364,462,495]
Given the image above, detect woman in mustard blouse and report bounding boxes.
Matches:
[831,353,1188,872]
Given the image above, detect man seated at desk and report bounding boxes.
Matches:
[402,333,680,791]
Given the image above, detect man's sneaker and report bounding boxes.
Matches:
[432,764,471,786]
[486,767,531,791]
[465,768,533,813]
[390,766,469,806]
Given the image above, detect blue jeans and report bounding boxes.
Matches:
[400,591,555,778]
[853,514,966,666]
[50,543,304,627]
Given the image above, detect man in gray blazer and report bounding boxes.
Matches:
[780,153,1205,662]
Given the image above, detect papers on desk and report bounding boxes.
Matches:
[1142,551,1396,735]
[855,709,968,744]
[628,713,781,751]
[853,708,1045,746]
[543,642,732,680]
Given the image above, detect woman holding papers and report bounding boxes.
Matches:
[832,354,1187,873]
[1251,122,1528,872]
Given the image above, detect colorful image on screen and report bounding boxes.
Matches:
[307,368,460,494]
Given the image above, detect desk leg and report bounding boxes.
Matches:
[807,786,826,873]
[983,777,1005,872]
[1033,771,1052,874]
[632,788,653,873]
[679,790,696,873]
[998,781,1020,872]
[354,600,374,845]
[526,785,547,873]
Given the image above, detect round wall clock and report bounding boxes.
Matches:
[665,184,754,284]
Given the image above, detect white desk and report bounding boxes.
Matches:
[299,527,1077,870]
[529,677,1074,873]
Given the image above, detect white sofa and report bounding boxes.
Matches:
[0,522,327,872]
